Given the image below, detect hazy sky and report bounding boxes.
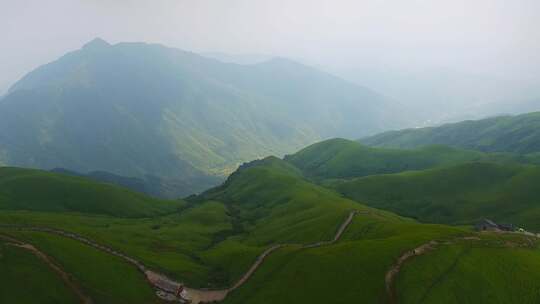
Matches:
[2,0,540,95]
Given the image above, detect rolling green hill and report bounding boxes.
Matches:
[285,138,540,231]
[2,159,540,303]
[285,138,513,180]
[329,162,540,231]
[0,161,465,303]
[0,38,407,197]
[0,167,183,217]
[0,159,365,288]
[362,111,540,154]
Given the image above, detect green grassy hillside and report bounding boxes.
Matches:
[0,160,363,288]
[1,161,540,303]
[329,162,540,231]
[222,212,466,304]
[0,167,183,217]
[362,111,540,154]
[2,231,159,304]
[397,236,540,304]
[285,138,510,180]
[199,156,360,244]
[0,238,80,304]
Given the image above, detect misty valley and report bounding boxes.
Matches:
[2,2,540,304]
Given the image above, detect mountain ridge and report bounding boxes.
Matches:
[0,38,408,197]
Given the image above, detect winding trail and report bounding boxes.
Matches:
[385,240,438,304]
[0,210,359,303]
[0,234,93,304]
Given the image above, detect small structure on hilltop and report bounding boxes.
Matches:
[475,219,514,232]
[498,223,515,232]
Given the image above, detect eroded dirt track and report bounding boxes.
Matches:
[385,240,438,304]
[0,234,93,304]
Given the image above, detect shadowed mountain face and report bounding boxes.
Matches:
[0,38,406,196]
[49,168,217,199]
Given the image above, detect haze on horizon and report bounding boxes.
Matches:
[2,0,540,120]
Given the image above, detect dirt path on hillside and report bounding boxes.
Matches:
[0,234,93,304]
[1,210,359,303]
[385,240,438,304]
[186,210,359,303]
[385,233,538,304]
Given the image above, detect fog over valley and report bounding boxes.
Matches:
[2,0,540,124]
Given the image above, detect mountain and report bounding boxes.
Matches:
[199,52,273,65]
[362,111,540,154]
[333,66,540,125]
[466,97,540,118]
[285,138,515,180]
[0,38,406,197]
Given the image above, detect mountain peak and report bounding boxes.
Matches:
[82,38,111,50]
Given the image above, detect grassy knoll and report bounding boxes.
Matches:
[202,156,363,245]
[396,234,540,304]
[1,230,159,304]
[0,239,79,304]
[330,162,540,231]
[0,167,184,217]
[285,138,515,180]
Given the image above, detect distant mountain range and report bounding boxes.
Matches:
[333,66,540,125]
[0,38,407,197]
[199,52,274,65]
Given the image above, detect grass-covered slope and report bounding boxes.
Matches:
[0,167,183,217]
[200,156,361,245]
[285,138,503,180]
[0,159,362,288]
[362,111,540,154]
[223,212,467,304]
[1,159,540,303]
[1,159,472,304]
[397,236,540,304]
[0,239,80,304]
[329,162,540,231]
[2,231,159,304]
